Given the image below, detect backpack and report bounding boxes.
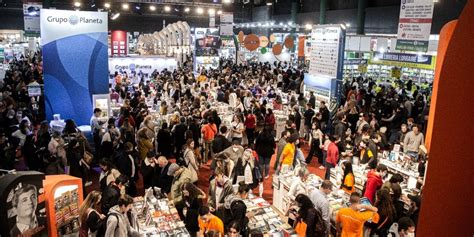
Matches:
[97,212,120,236]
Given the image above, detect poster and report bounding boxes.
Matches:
[23,2,42,34]
[41,9,109,126]
[395,0,434,52]
[307,25,345,107]
[220,12,234,36]
[371,52,435,70]
[110,30,128,57]
[194,28,221,57]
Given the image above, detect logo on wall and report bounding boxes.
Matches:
[68,15,79,25]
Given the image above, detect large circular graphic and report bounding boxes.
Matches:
[244,34,260,51]
[284,35,294,49]
[259,36,269,47]
[238,31,245,43]
[272,43,283,55]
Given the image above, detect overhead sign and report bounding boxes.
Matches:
[108,57,177,77]
[41,9,109,126]
[344,58,368,65]
[370,52,436,70]
[23,2,42,34]
[396,0,434,52]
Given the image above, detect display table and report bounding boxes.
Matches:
[133,194,189,236]
[243,197,297,236]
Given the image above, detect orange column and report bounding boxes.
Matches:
[417,1,474,236]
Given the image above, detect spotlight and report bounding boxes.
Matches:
[279,22,283,26]
[266,0,273,6]
[111,12,120,20]
[104,2,110,8]
[164,6,171,12]
[122,3,129,10]
[196,7,203,14]
[223,0,231,3]
[74,2,81,7]
[305,24,312,30]
[135,4,141,10]
[184,7,190,12]
[208,8,215,15]
[149,5,156,11]
[217,10,222,15]
[345,23,351,27]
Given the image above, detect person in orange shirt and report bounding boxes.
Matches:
[279,133,299,169]
[336,192,380,237]
[341,162,355,194]
[198,206,224,236]
[201,117,218,163]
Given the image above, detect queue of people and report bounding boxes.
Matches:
[1,57,428,237]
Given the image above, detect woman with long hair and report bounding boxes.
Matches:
[78,191,105,237]
[181,182,206,237]
[341,162,355,194]
[369,188,397,236]
[305,121,324,166]
[294,193,326,237]
[183,138,199,182]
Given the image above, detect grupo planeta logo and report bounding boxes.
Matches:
[69,15,79,25]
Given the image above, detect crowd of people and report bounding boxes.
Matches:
[0,56,429,237]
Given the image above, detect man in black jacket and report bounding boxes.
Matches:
[212,126,232,154]
[172,117,188,158]
[156,156,173,194]
[319,101,330,132]
[116,142,138,196]
[101,175,128,215]
[141,151,158,190]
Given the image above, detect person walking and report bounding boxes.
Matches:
[255,126,276,179]
[201,117,217,164]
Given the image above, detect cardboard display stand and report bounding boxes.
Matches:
[0,171,48,237]
[42,175,84,237]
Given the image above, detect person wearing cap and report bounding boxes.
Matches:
[407,194,421,226]
[309,180,333,235]
[364,164,388,204]
[168,163,194,219]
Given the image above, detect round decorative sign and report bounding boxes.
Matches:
[238,31,245,43]
[259,36,269,47]
[244,34,260,51]
[284,35,294,49]
[272,43,283,55]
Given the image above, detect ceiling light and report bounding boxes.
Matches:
[104,2,110,8]
[345,23,351,27]
[196,7,204,14]
[217,10,222,15]
[184,7,190,12]
[305,24,312,30]
[149,5,156,11]
[208,8,215,15]
[223,0,232,3]
[164,6,171,12]
[135,4,141,10]
[111,12,120,20]
[74,2,81,7]
[279,22,283,26]
[266,0,273,5]
[122,3,129,10]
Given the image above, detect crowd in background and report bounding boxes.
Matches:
[0,57,428,237]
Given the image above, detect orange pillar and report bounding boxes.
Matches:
[417,1,474,236]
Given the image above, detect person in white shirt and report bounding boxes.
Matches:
[309,180,333,235]
[230,115,244,144]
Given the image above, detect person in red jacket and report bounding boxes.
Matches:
[363,164,388,204]
[324,135,340,180]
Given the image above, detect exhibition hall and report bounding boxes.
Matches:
[0,0,472,236]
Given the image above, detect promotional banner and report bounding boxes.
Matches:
[370,52,436,70]
[195,28,221,56]
[220,12,233,36]
[307,25,345,107]
[110,30,128,57]
[396,0,434,52]
[23,1,42,34]
[41,9,109,126]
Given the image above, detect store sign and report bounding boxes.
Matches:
[344,58,368,65]
[219,13,234,37]
[23,2,42,34]
[396,0,434,52]
[111,30,128,57]
[41,9,109,126]
[109,57,177,77]
[370,52,436,70]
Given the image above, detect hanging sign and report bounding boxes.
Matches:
[259,36,269,47]
[395,0,434,52]
[244,34,260,51]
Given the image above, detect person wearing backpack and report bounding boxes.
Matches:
[79,191,105,237]
[294,193,327,237]
[104,195,141,237]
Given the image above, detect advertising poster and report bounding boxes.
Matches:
[395,0,434,52]
[371,52,435,70]
[110,30,128,57]
[307,25,345,107]
[194,28,221,57]
[23,2,42,34]
[0,172,47,237]
[41,9,109,126]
